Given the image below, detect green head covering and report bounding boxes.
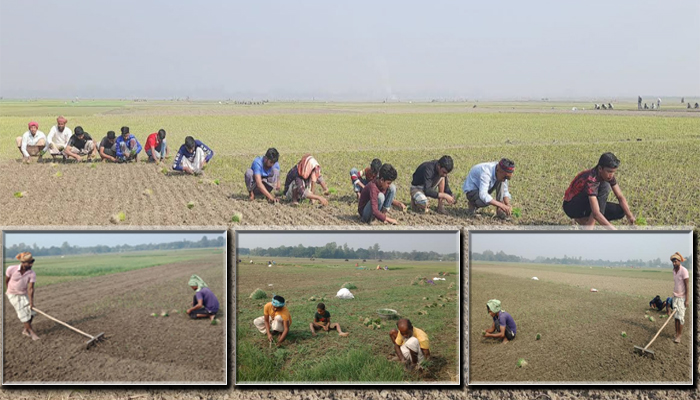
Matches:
[487,299,501,313]
[188,274,208,292]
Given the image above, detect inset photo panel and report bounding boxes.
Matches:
[468,229,693,386]
[235,229,461,386]
[2,229,227,385]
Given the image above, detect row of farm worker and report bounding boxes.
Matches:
[17,117,636,229]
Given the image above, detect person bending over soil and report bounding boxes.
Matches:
[98,131,119,162]
[16,121,47,163]
[283,154,330,206]
[484,299,516,344]
[350,158,382,200]
[309,303,349,337]
[562,152,635,229]
[389,318,430,369]
[410,156,455,214]
[462,158,515,219]
[187,275,220,322]
[115,126,142,163]
[173,136,214,175]
[358,163,406,224]
[245,148,281,203]
[254,295,292,345]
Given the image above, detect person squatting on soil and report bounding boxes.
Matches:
[63,126,97,162]
[245,148,281,203]
[350,158,382,200]
[309,302,349,337]
[410,155,455,214]
[284,154,330,206]
[173,136,214,175]
[5,252,40,340]
[254,295,292,345]
[484,299,516,344]
[358,163,406,224]
[562,152,635,230]
[144,129,169,163]
[187,274,220,322]
[649,295,673,315]
[115,126,142,163]
[16,121,47,163]
[43,116,72,157]
[462,158,515,219]
[670,252,689,344]
[389,318,430,369]
[98,131,119,162]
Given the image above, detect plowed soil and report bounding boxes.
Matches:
[3,254,226,383]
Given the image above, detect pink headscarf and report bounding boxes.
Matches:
[297,154,321,182]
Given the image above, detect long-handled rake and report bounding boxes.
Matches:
[32,307,105,349]
[634,310,676,359]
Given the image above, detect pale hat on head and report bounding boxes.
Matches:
[16,252,34,263]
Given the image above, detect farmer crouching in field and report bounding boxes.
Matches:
[43,116,72,157]
[5,253,40,340]
[562,152,635,230]
[173,136,214,175]
[410,155,455,214]
[462,158,515,219]
[115,126,142,163]
[309,303,349,337]
[98,131,119,162]
[284,154,330,206]
[670,252,689,344]
[245,148,281,203]
[16,121,47,163]
[350,158,382,200]
[358,163,406,224]
[649,295,672,313]
[144,129,169,163]
[187,275,220,322]
[389,318,430,369]
[63,126,97,162]
[254,295,292,345]
[484,299,516,344]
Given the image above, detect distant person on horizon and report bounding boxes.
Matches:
[172,136,214,175]
[245,148,281,203]
[283,154,330,206]
[254,295,292,345]
[16,122,46,163]
[410,156,455,214]
[670,252,689,344]
[637,96,642,110]
[350,158,382,200]
[562,152,635,230]
[484,299,516,344]
[462,158,515,219]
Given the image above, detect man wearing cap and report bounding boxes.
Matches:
[172,136,214,175]
[484,299,516,343]
[115,126,142,162]
[562,152,635,229]
[389,318,430,369]
[410,155,456,214]
[670,252,689,344]
[16,122,47,163]
[98,131,119,162]
[5,252,40,340]
[63,126,96,162]
[462,158,515,219]
[43,116,72,157]
[144,129,169,163]
[253,295,292,345]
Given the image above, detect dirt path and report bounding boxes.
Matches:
[3,255,226,383]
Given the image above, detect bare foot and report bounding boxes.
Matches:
[30,333,40,340]
[339,332,349,337]
[437,205,447,215]
[674,336,681,343]
[502,338,509,344]
[248,192,255,201]
[22,330,30,338]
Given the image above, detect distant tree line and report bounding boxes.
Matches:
[472,250,691,269]
[239,242,456,261]
[5,236,224,257]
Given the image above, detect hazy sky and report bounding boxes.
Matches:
[3,232,225,248]
[237,231,459,254]
[1,1,698,100]
[471,231,692,262]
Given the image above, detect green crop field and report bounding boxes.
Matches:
[2,247,224,287]
[2,100,699,226]
[236,256,460,383]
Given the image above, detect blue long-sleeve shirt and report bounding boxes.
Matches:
[172,140,214,171]
[115,134,143,159]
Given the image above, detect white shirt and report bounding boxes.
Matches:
[462,161,512,204]
[20,130,47,157]
[44,125,72,151]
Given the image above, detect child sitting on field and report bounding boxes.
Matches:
[350,158,382,200]
[309,303,349,337]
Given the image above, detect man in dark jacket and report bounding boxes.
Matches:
[410,155,455,214]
